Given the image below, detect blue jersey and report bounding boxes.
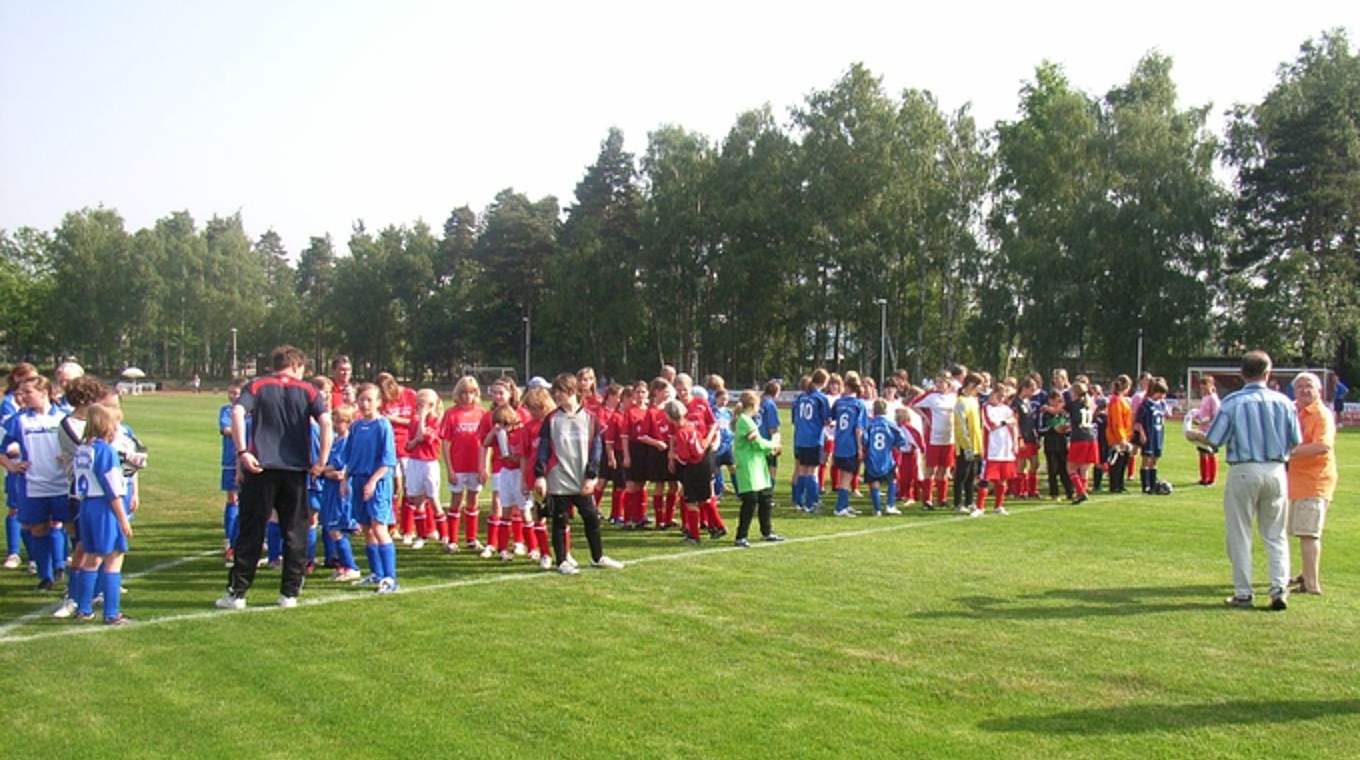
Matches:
[218,405,252,468]
[757,397,780,439]
[308,421,322,494]
[862,416,906,477]
[346,417,397,478]
[0,393,20,424]
[320,434,351,518]
[714,407,734,457]
[1136,397,1168,448]
[831,396,867,458]
[792,390,831,448]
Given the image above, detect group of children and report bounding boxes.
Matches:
[3,363,147,624]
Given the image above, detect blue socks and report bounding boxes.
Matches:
[31,532,52,582]
[335,535,356,570]
[75,567,99,615]
[103,571,122,620]
[20,526,33,563]
[223,503,239,543]
[887,482,898,508]
[713,471,726,497]
[835,488,850,513]
[807,475,821,507]
[5,513,19,556]
[365,544,381,577]
[871,487,882,514]
[306,526,317,563]
[51,527,67,572]
[380,542,397,580]
[266,522,282,562]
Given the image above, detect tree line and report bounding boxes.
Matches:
[2,29,1356,388]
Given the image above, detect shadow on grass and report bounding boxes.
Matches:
[913,585,1227,621]
[979,698,1360,734]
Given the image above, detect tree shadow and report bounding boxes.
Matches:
[912,585,1229,621]
[979,699,1360,734]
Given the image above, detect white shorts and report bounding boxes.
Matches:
[1289,497,1328,538]
[495,469,526,508]
[448,471,483,494]
[405,459,441,498]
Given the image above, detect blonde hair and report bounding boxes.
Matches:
[738,389,759,414]
[522,387,554,416]
[452,375,480,405]
[416,388,443,416]
[332,405,357,425]
[83,403,123,443]
[663,399,686,422]
[493,405,520,427]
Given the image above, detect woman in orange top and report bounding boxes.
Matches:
[1104,375,1134,493]
[1287,372,1337,595]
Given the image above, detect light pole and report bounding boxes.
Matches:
[522,314,531,381]
[874,298,887,387]
[1136,327,1144,379]
[230,327,238,379]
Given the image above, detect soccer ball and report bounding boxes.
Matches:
[1154,480,1174,496]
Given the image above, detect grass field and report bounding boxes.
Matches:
[2,392,1358,758]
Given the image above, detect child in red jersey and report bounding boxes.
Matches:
[675,374,725,538]
[378,373,417,542]
[666,400,710,544]
[476,379,527,559]
[619,382,652,529]
[404,389,444,549]
[518,387,556,569]
[977,387,1019,516]
[484,404,526,561]
[599,384,626,524]
[438,376,485,553]
[642,378,679,529]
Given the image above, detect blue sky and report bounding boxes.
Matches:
[2,1,1353,256]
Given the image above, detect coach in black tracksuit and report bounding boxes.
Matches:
[222,346,332,606]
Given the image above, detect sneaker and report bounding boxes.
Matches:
[443,542,460,555]
[734,538,751,548]
[955,505,971,515]
[223,548,235,568]
[4,553,21,569]
[93,592,103,607]
[682,536,700,546]
[763,533,785,542]
[513,542,527,557]
[353,574,381,587]
[709,527,728,540]
[104,613,132,626]
[466,540,484,552]
[479,545,496,559]
[411,538,426,550]
[35,579,54,592]
[592,556,625,570]
[528,549,541,561]
[884,506,902,515]
[376,578,399,594]
[994,507,1010,516]
[558,562,580,575]
[565,554,579,569]
[402,534,414,546]
[75,611,95,622]
[834,508,857,518]
[921,502,935,511]
[1269,592,1288,611]
[52,597,78,619]
[392,530,405,542]
[27,560,37,575]
[304,561,316,576]
[1224,595,1254,609]
[500,550,514,562]
[215,593,246,610]
[1072,494,1088,505]
[333,568,361,582]
[968,508,985,518]
[53,568,65,584]
[539,555,554,570]
[277,595,298,609]
[424,531,441,542]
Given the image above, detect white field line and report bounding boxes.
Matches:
[0,493,1150,645]
[0,549,220,638]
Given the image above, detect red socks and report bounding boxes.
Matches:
[608,486,623,522]
[511,516,525,547]
[463,509,479,545]
[683,508,700,540]
[976,487,988,510]
[995,483,1007,510]
[701,498,725,530]
[935,478,948,505]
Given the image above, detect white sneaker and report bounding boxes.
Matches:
[994,507,1010,516]
[376,578,399,594]
[411,538,426,550]
[884,506,903,515]
[513,542,527,557]
[333,568,361,582]
[215,593,246,610]
[565,554,579,568]
[466,540,484,552]
[528,549,541,561]
[592,556,625,570]
[955,506,971,515]
[392,530,405,542]
[443,542,460,554]
[479,545,496,559]
[424,531,441,542]
[539,555,554,570]
[401,534,414,546]
[52,597,77,618]
[353,574,381,587]
[558,562,580,575]
[968,508,985,518]
[834,508,857,518]
[277,595,298,609]
[500,550,514,562]
[3,553,20,569]
[27,560,36,575]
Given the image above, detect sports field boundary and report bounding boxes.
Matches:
[0,495,1127,645]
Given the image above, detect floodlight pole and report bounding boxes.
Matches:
[522,313,531,381]
[1136,327,1143,379]
[874,298,888,387]
[230,327,238,379]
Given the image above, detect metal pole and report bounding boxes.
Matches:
[875,298,887,387]
[522,315,530,381]
[230,328,238,378]
[1136,327,1143,378]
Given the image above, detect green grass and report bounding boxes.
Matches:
[3,393,1358,758]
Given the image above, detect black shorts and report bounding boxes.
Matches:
[795,446,824,467]
[766,453,779,468]
[715,449,734,467]
[678,455,714,500]
[650,448,678,483]
[834,456,859,474]
[863,467,894,485]
[627,443,652,482]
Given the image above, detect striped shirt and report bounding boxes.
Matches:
[1205,382,1301,464]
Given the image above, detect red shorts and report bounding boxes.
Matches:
[1017,441,1040,459]
[1068,440,1099,465]
[985,460,1018,481]
[925,444,956,469]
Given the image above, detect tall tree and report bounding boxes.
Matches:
[472,189,560,370]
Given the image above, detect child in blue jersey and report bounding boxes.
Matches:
[1,376,71,590]
[759,380,781,485]
[830,372,868,517]
[219,380,247,567]
[348,384,399,592]
[711,388,736,496]
[791,369,831,512]
[3,363,39,569]
[322,405,361,582]
[69,404,133,624]
[863,399,907,516]
[1133,377,1170,493]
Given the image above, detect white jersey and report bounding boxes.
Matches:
[983,403,1017,462]
[823,394,840,442]
[2,408,68,497]
[74,440,127,500]
[915,391,957,446]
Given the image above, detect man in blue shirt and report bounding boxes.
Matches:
[1189,351,1301,611]
[791,370,831,512]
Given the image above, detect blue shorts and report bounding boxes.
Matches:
[714,449,734,467]
[308,491,322,511]
[862,467,894,485]
[795,446,825,467]
[220,468,238,492]
[1142,433,1165,458]
[834,456,859,475]
[19,494,71,525]
[321,487,358,534]
[78,497,128,555]
[351,475,393,526]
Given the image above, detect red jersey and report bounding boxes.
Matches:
[647,405,675,443]
[602,408,621,448]
[438,404,485,473]
[477,405,532,473]
[382,387,418,452]
[518,417,544,491]
[622,406,649,442]
[685,397,715,437]
[671,421,705,465]
[405,413,441,461]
